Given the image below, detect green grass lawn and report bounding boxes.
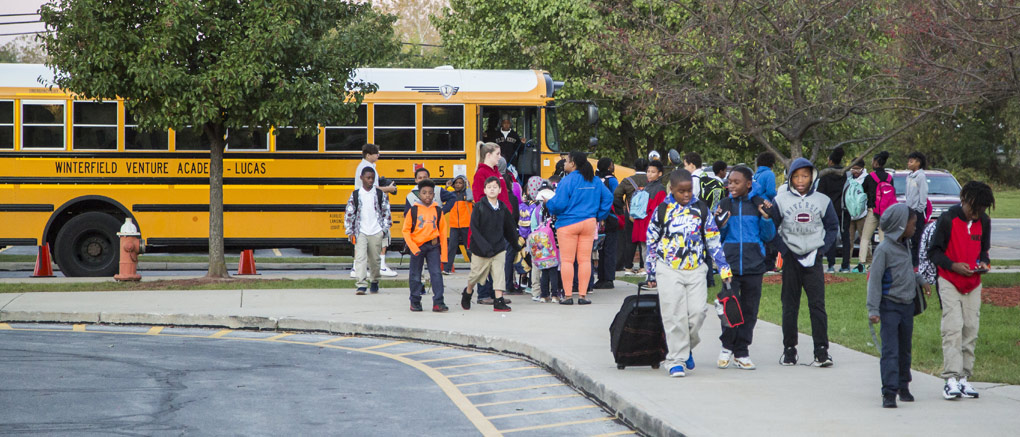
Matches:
[989,189,1020,218]
[621,273,1020,384]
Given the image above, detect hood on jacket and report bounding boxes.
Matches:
[879,203,911,241]
[452,174,473,201]
[786,157,817,194]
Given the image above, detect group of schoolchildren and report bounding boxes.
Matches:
[345,141,997,408]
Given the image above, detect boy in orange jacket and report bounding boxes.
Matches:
[402,179,449,312]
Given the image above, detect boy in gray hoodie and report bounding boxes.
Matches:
[867,203,932,408]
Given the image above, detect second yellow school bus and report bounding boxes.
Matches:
[0,64,591,276]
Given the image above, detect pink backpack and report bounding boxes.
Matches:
[527,219,559,270]
[871,172,897,216]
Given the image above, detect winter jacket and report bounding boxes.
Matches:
[905,169,928,214]
[546,170,613,228]
[867,204,927,317]
[815,165,846,215]
[443,184,473,229]
[750,166,777,202]
[766,158,840,259]
[929,204,991,294]
[472,163,512,211]
[402,201,448,260]
[718,194,777,276]
[468,199,522,258]
[344,187,392,238]
[646,196,731,281]
[405,188,454,216]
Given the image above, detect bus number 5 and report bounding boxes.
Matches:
[438,165,446,177]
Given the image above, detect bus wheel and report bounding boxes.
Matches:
[54,212,122,277]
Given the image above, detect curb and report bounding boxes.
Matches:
[0,310,680,437]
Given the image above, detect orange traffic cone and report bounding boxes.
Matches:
[237,249,259,275]
[32,243,55,277]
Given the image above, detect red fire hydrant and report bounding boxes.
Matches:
[114,218,141,281]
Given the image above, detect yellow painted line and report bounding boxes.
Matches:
[418,352,489,363]
[456,374,552,387]
[263,333,293,341]
[501,417,613,434]
[474,394,581,408]
[447,366,537,378]
[0,323,12,330]
[360,340,405,350]
[465,383,564,397]
[72,324,86,332]
[487,404,597,419]
[591,431,637,437]
[431,358,513,369]
[146,326,163,335]
[272,248,283,257]
[209,329,232,338]
[396,346,451,356]
[314,337,352,345]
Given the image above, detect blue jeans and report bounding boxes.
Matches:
[409,241,445,305]
[880,298,914,396]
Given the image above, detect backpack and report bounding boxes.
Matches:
[351,188,384,213]
[843,177,868,220]
[871,172,897,216]
[518,202,537,238]
[527,218,560,269]
[699,176,725,212]
[924,198,933,222]
[602,176,622,231]
[622,177,645,219]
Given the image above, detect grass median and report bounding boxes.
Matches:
[989,189,1020,219]
[621,273,1020,385]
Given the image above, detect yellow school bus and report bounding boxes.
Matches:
[0,63,594,276]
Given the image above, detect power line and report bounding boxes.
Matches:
[0,13,40,18]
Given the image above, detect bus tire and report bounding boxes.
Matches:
[54,212,122,277]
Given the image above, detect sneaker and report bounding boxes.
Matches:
[493,297,512,312]
[433,303,449,313]
[477,298,494,305]
[959,378,979,398]
[461,289,472,310]
[505,287,526,295]
[349,269,357,278]
[781,347,798,366]
[410,301,423,312]
[826,266,835,274]
[370,282,379,294]
[532,295,543,302]
[441,270,452,275]
[524,287,533,294]
[355,287,367,295]
[578,297,592,305]
[622,268,636,276]
[734,356,756,370]
[550,297,560,303]
[898,387,914,402]
[882,394,897,408]
[812,353,834,368]
[943,377,962,400]
[539,297,551,303]
[853,263,866,273]
[839,267,852,273]
[718,349,733,369]
[559,298,574,305]
[379,264,398,277]
[593,281,614,289]
[668,365,686,377]
[685,352,696,370]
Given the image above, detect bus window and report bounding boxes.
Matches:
[274,127,319,152]
[174,126,211,151]
[22,101,65,149]
[422,104,463,152]
[374,104,415,151]
[545,108,561,152]
[124,108,169,150]
[226,127,269,150]
[324,104,366,151]
[72,101,118,150]
[0,101,12,149]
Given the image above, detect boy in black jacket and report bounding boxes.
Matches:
[462,177,523,312]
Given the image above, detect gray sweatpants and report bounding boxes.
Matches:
[656,261,709,370]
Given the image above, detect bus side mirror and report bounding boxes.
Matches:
[587,104,598,126]
[589,136,598,147]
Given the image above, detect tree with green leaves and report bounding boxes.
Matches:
[40,0,398,278]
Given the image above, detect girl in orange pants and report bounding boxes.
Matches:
[557,217,597,305]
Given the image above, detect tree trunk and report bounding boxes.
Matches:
[206,123,229,279]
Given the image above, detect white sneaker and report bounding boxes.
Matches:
[943,377,962,400]
[379,264,398,277]
[717,349,733,368]
[734,356,756,370]
[959,378,979,398]
[349,269,357,278]
[531,295,542,302]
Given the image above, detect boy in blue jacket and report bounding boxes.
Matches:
[714,166,776,370]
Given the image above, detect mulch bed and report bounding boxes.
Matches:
[762,274,854,285]
[982,287,1020,307]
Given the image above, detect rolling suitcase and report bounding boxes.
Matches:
[609,283,667,369]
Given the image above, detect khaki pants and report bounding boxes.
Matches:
[858,210,883,265]
[847,216,866,265]
[355,232,384,288]
[656,261,709,369]
[939,278,982,379]
[468,251,506,291]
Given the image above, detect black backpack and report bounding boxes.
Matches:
[699,176,725,212]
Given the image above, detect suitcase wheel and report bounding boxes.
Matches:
[617,365,625,370]
[651,364,660,369]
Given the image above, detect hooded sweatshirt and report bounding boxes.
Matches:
[750,166,777,202]
[766,158,840,259]
[928,204,991,294]
[443,175,473,229]
[905,168,928,213]
[866,203,926,317]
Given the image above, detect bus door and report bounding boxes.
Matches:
[478,106,540,183]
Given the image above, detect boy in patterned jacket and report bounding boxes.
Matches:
[646,169,732,378]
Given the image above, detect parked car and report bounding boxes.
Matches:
[892,169,961,222]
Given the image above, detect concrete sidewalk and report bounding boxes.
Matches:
[1,277,1018,436]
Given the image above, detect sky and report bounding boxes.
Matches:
[0,0,48,45]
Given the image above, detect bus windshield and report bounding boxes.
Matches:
[545,108,561,152]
